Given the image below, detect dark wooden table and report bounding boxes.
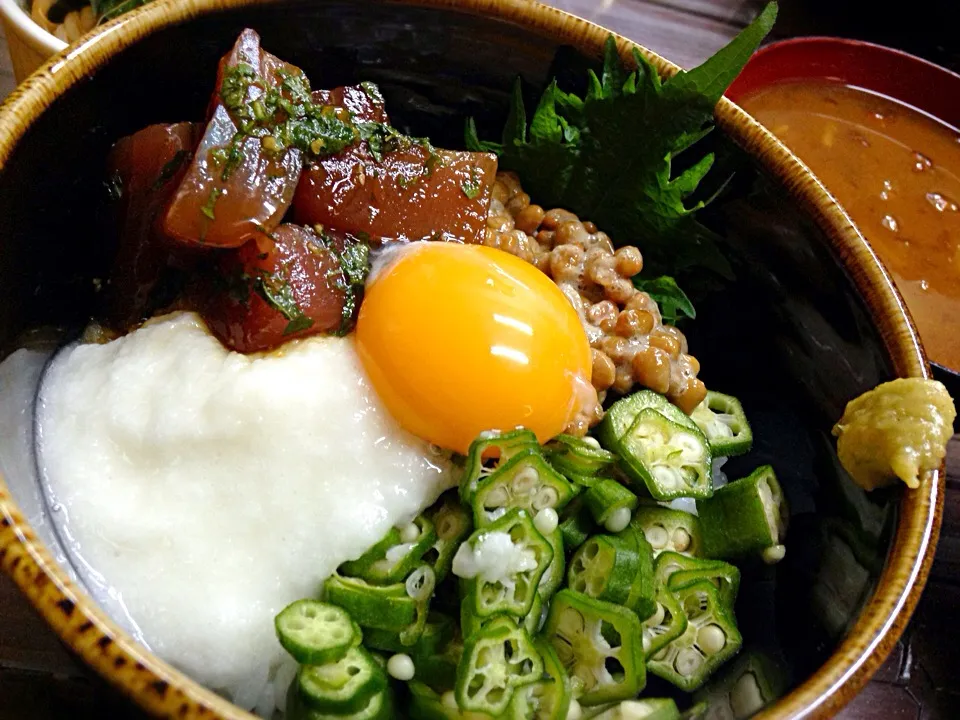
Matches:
[0,1,958,717]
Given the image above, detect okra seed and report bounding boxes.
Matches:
[584,437,601,449]
[763,544,787,564]
[441,691,459,709]
[672,528,691,552]
[486,487,510,507]
[604,507,632,533]
[642,635,651,652]
[514,468,540,493]
[399,523,420,543]
[534,487,559,510]
[560,607,586,633]
[534,507,559,535]
[697,624,727,655]
[675,647,705,676]
[652,465,680,490]
[645,525,669,549]
[652,647,669,662]
[731,671,765,717]
[566,699,583,720]
[387,653,415,681]
[674,433,705,460]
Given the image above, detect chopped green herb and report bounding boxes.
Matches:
[318,234,370,335]
[360,81,385,105]
[254,270,307,325]
[152,150,189,190]
[465,3,778,281]
[201,188,223,220]
[220,63,258,119]
[461,165,482,199]
[634,275,696,325]
[217,62,359,166]
[357,122,408,163]
[283,315,315,336]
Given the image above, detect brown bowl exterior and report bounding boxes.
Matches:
[0,1,941,718]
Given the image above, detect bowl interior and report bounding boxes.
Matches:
[0,1,930,717]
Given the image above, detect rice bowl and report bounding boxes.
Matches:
[0,1,946,719]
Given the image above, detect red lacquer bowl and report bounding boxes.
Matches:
[727,36,960,406]
[726,36,960,128]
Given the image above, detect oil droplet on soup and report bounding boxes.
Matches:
[740,80,960,370]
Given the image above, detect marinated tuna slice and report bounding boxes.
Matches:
[105,122,201,327]
[313,83,390,125]
[200,224,369,353]
[163,30,356,248]
[294,133,497,243]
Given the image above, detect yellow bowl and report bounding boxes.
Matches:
[0,1,943,718]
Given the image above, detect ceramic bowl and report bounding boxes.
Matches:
[0,1,943,718]
[726,36,960,419]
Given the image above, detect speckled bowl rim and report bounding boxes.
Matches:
[0,1,941,718]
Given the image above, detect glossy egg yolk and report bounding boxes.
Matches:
[356,243,593,453]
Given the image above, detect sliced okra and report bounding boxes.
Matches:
[401,565,438,645]
[325,566,434,646]
[632,506,704,558]
[614,525,657,621]
[473,449,577,527]
[641,586,688,660]
[616,409,712,500]
[455,617,543,715]
[453,509,554,620]
[296,646,387,714]
[414,628,465,695]
[525,592,545,636]
[407,681,489,720]
[340,515,437,585]
[538,529,566,600]
[654,552,740,611]
[584,479,638,533]
[697,465,788,562]
[692,649,788,720]
[597,390,699,451]
[647,580,743,692]
[690,391,753,458]
[460,429,540,504]
[545,434,618,478]
[508,638,572,720]
[543,590,646,706]
[362,611,454,658]
[425,491,474,582]
[406,681,455,720]
[567,534,640,607]
[560,497,597,554]
[324,574,417,632]
[460,592,543,645]
[287,678,393,720]
[586,698,681,720]
[275,599,361,666]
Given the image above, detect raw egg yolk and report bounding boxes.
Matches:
[356,243,593,453]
